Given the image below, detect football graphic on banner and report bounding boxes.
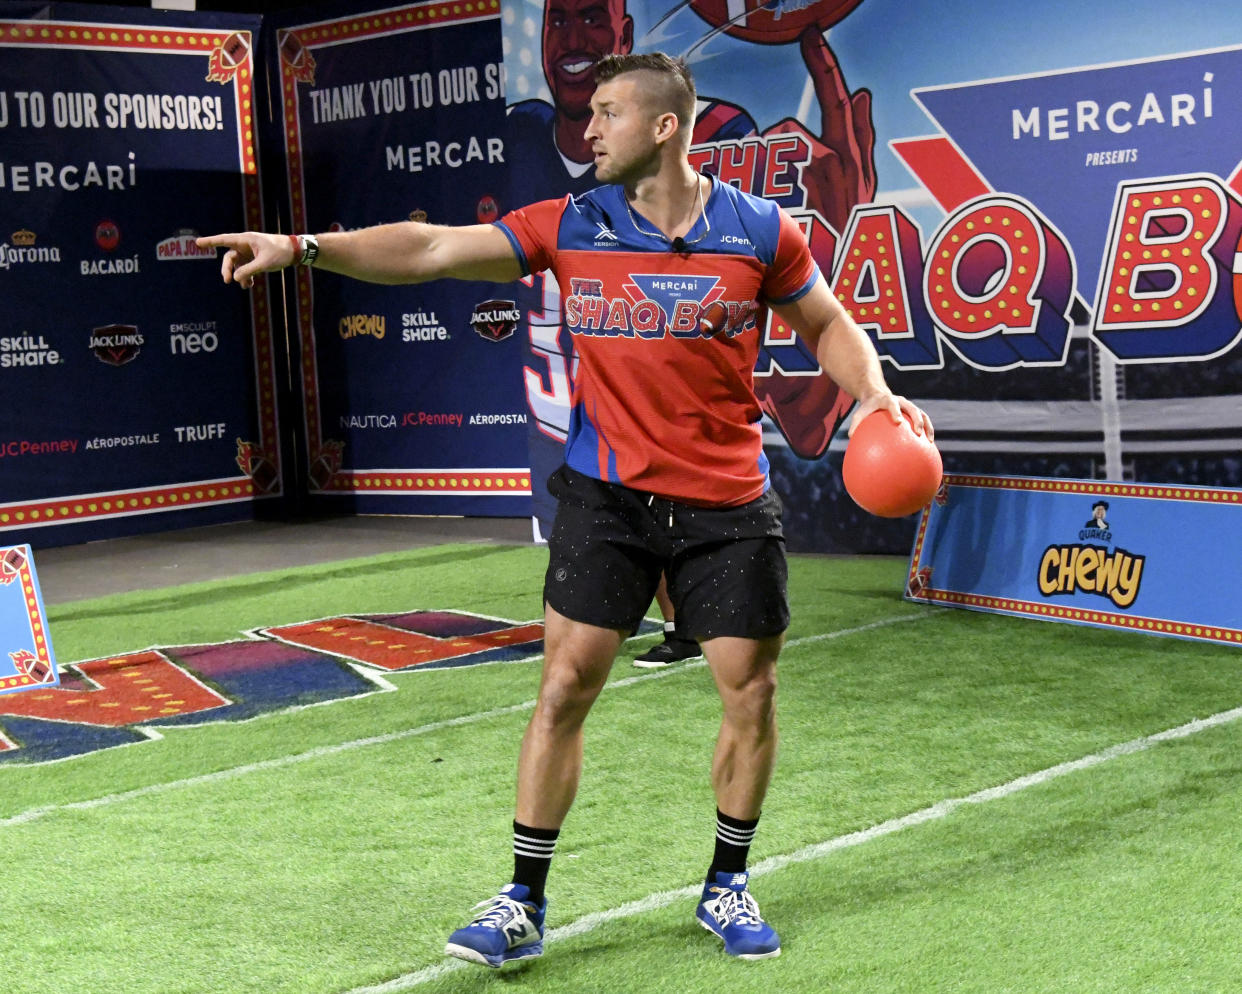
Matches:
[688,0,864,44]
[220,31,251,70]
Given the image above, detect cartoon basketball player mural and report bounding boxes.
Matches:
[508,0,876,532]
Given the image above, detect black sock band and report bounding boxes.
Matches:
[512,821,559,904]
[708,809,759,880]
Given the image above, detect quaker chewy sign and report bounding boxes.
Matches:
[906,475,1242,646]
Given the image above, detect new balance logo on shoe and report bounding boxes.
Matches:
[503,918,538,945]
[445,885,547,969]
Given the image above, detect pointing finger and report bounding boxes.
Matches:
[800,27,855,159]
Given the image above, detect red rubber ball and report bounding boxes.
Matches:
[842,410,942,517]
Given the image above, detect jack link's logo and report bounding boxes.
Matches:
[1037,500,1144,609]
[470,299,520,342]
[89,324,142,366]
[563,275,760,340]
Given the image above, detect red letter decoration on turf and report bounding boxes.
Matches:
[260,610,545,671]
[0,650,229,726]
[0,609,545,763]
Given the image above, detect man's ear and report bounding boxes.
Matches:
[654,110,681,146]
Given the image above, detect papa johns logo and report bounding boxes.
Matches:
[1037,499,1145,609]
[470,299,520,343]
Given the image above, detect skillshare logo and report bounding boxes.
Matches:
[1037,500,1145,609]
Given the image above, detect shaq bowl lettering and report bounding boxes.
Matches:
[0,609,546,764]
[564,274,759,340]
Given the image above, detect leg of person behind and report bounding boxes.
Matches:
[633,573,702,668]
[694,633,784,959]
[444,606,624,968]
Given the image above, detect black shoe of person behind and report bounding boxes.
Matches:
[633,637,702,669]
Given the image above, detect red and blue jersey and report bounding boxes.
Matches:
[495,176,819,507]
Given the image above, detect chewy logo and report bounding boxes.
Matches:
[1037,544,1145,609]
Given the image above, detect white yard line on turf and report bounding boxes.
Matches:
[341,700,1242,994]
[0,614,928,829]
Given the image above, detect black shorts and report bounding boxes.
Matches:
[543,465,789,640]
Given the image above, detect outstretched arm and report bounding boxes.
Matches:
[771,276,933,439]
[196,221,523,289]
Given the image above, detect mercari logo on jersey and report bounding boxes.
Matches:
[563,274,758,340]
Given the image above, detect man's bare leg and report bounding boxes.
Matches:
[693,633,784,959]
[516,604,626,828]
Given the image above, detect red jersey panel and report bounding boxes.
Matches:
[496,176,818,506]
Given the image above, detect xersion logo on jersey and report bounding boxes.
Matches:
[563,274,760,339]
[592,222,619,247]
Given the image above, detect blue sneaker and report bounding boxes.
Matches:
[695,871,781,959]
[444,883,546,968]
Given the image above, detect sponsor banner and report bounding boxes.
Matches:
[906,475,1242,645]
[0,5,282,547]
[502,0,1242,552]
[0,545,58,696]
[272,0,529,514]
[322,468,531,495]
[0,477,264,533]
